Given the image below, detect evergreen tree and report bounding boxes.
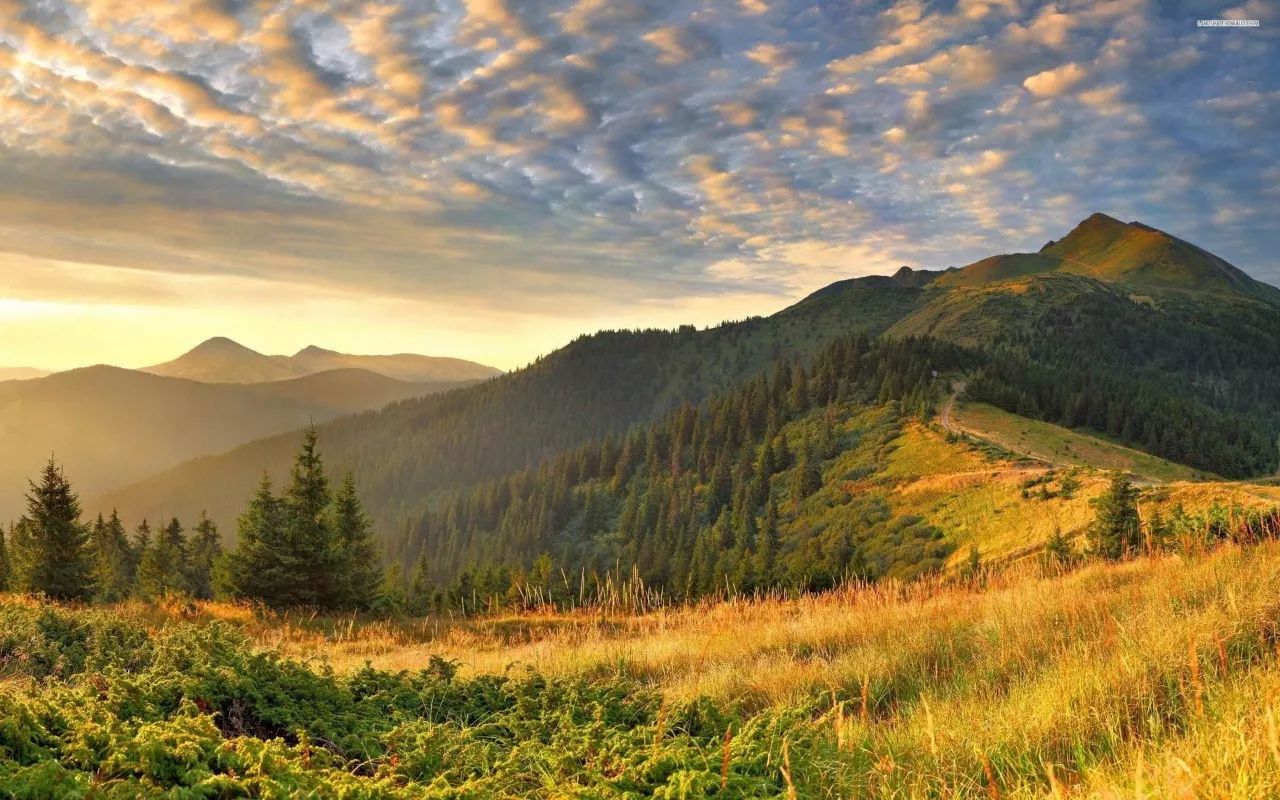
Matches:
[408,551,434,615]
[136,518,189,599]
[789,438,822,508]
[1087,473,1141,560]
[89,511,133,602]
[1043,526,1075,568]
[11,458,93,600]
[284,427,339,607]
[185,513,222,600]
[375,562,407,615]
[224,474,291,605]
[224,433,382,609]
[130,520,152,579]
[331,473,381,610]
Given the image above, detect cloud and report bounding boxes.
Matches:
[1005,7,1076,48]
[643,26,696,64]
[958,149,1010,177]
[1023,62,1088,96]
[0,0,1274,370]
[879,44,999,87]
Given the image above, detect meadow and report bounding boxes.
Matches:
[5,539,1280,797]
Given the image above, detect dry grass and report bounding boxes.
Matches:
[16,539,1280,796]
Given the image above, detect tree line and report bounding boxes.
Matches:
[0,429,381,610]
[971,281,1280,478]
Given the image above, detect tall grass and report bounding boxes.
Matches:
[15,540,1280,796]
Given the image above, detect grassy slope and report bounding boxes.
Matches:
[951,401,1206,481]
[11,541,1280,796]
[791,401,1280,570]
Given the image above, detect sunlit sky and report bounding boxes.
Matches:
[0,0,1276,371]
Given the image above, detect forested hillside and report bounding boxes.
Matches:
[96,277,925,528]
[93,215,1280,551]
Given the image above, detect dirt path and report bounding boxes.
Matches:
[940,382,1052,467]
[940,383,1172,486]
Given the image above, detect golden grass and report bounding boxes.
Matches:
[18,539,1280,796]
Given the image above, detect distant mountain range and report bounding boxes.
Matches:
[0,367,50,382]
[143,337,501,384]
[94,213,1280,535]
[0,340,499,520]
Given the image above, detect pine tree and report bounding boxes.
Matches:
[130,520,151,579]
[789,438,822,508]
[89,511,133,602]
[331,473,380,610]
[225,474,291,605]
[756,496,780,585]
[1043,526,1075,568]
[408,550,434,615]
[1087,473,1141,560]
[185,513,221,600]
[12,458,93,600]
[136,518,189,599]
[284,426,339,607]
[375,562,407,615]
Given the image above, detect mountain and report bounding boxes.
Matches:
[144,337,298,383]
[94,213,1280,536]
[239,368,466,415]
[0,367,50,381]
[143,337,500,384]
[0,366,475,521]
[932,213,1280,303]
[287,346,501,383]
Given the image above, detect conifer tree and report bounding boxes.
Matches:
[331,473,380,610]
[90,511,133,602]
[225,474,291,605]
[136,518,189,600]
[1087,473,1141,560]
[12,458,93,600]
[376,562,407,615]
[185,513,221,600]
[130,520,151,579]
[284,427,339,607]
[789,438,822,508]
[1043,526,1075,568]
[408,551,434,615]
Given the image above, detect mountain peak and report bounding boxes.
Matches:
[1081,211,1127,228]
[294,345,336,357]
[190,336,253,353]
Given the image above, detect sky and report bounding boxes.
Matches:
[0,0,1276,372]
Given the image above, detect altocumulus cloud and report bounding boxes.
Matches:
[0,0,1277,333]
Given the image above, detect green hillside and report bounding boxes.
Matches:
[1044,213,1280,303]
[93,277,924,530]
[90,214,1280,542]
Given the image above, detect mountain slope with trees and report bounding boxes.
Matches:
[93,215,1280,540]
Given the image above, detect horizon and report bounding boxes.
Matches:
[1,0,1276,372]
[6,208,1277,374]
